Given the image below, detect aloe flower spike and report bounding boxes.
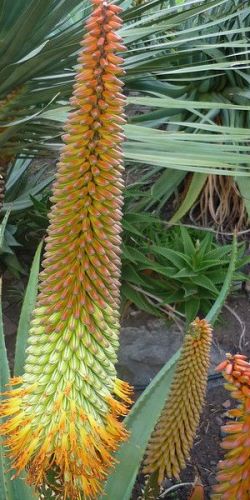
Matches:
[0,1,132,499]
[143,318,212,483]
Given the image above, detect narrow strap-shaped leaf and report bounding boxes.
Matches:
[0,210,10,252]
[170,173,207,223]
[14,240,43,376]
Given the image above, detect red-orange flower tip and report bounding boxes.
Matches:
[213,354,250,499]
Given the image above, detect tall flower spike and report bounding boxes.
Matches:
[212,354,250,499]
[143,318,212,483]
[0,1,132,499]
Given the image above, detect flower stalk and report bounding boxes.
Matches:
[213,354,250,499]
[0,1,131,498]
[143,318,212,483]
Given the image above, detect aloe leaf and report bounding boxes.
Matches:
[14,240,43,376]
[0,276,12,499]
[99,350,181,500]
[0,279,37,500]
[206,233,237,325]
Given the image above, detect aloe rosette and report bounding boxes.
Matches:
[143,318,212,483]
[0,1,131,498]
[213,354,250,499]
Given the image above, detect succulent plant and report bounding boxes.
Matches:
[0,1,132,498]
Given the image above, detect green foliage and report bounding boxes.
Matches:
[123,0,250,222]
[3,158,53,213]
[0,158,53,275]
[11,193,51,250]
[0,211,23,276]
[99,236,237,500]
[0,278,37,500]
[1,0,249,233]
[100,350,180,500]
[122,223,249,323]
[14,241,43,377]
[3,193,248,323]
[0,0,91,159]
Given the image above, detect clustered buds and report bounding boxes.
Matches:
[0,1,131,499]
[213,354,250,499]
[143,318,212,483]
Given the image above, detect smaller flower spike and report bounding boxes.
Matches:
[212,354,250,500]
[143,318,212,483]
[0,1,131,499]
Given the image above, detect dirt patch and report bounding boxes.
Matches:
[178,383,233,499]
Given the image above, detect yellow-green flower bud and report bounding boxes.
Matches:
[143,318,212,483]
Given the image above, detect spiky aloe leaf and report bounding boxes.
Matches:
[99,349,180,500]
[206,233,237,325]
[0,278,37,500]
[14,241,43,377]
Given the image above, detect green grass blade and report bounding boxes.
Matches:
[14,240,43,376]
[99,350,180,500]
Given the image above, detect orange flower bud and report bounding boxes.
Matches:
[213,354,250,499]
[0,2,132,500]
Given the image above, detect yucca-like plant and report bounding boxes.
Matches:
[0,0,90,206]
[143,318,212,484]
[0,1,132,498]
[125,0,250,229]
[213,354,250,499]
[3,0,250,228]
